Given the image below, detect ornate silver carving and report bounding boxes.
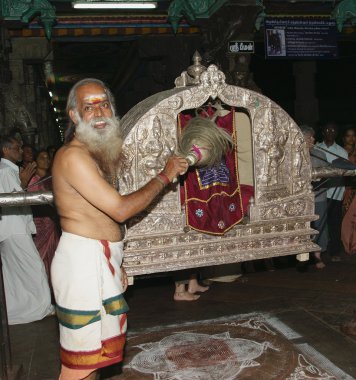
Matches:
[199,65,227,99]
[117,62,321,276]
[137,116,175,179]
[175,51,207,87]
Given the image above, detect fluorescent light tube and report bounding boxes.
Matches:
[73,2,157,9]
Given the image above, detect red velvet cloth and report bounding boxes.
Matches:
[179,108,252,235]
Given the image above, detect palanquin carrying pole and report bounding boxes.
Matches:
[0,165,355,208]
[0,191,53,207]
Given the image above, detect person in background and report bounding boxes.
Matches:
[301,125,329,269]
[28,149,60,286]
[341,127,356,255]
[47,145,57,172]
[0,135,54,325]
[21,144,35,169]
[316,122,348,262]
[47,145,57,161]
[342,127,356,160]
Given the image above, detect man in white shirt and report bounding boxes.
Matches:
[0,135,54,324]
[316,123,348,262]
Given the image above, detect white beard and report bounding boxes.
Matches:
[75,113,123,175]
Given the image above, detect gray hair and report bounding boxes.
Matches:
[0,135,18,158]
[299,124,315,136]
[65,78,117,143]
[66,78,116,116]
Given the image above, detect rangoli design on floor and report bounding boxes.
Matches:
[122,314,354,380]
[126,331,278,379]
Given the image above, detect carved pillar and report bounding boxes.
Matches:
[4,37,56,147]
[293,61,319,126]
[0,27,11,131]
[198,0,263,91]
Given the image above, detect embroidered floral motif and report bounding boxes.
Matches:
[229,203,236,212]
[218,220,225,229]
[195,209,204,218]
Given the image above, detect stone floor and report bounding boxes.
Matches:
[6,253,356,379]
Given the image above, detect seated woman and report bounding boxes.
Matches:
[28,149,60,285]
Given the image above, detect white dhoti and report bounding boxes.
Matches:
[0,234,53,325]
[51,232,128,373]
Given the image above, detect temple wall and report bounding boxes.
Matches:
[0,37,57,148]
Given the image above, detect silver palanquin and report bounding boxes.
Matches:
[1,59,336,278]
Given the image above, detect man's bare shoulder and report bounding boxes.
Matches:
[56,141,89,160]
[54,141,94,172]
[53,139,106,200]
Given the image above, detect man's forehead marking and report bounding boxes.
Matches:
[83,93,108,104]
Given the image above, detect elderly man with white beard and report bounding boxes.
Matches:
[51,78,188,380]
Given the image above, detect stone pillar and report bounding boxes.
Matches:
[5,37,56,147]
[293,61,319,126]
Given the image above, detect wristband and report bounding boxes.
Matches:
[154,175,166,187]
[157,172,171,186]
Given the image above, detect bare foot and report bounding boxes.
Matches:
[188,284,209,293]
[316,261,326,269]
[174,292,200,301]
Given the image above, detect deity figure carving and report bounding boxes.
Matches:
[293,134,308,192]
[120,142,135,191]
[0,84,36,141]
[138,116,176,178]
[293,134,306,177]
[258,121,289,186]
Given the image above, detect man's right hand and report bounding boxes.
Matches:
[162,155,188,182]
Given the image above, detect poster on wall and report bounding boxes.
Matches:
[264,17,338,59]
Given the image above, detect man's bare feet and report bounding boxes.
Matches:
[188,283,209,293]
[315,260,326,269]
[174,292,200,301]
[187,279,209,293]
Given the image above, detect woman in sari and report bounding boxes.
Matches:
[28,149,60,285]
[341,127,356,255]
